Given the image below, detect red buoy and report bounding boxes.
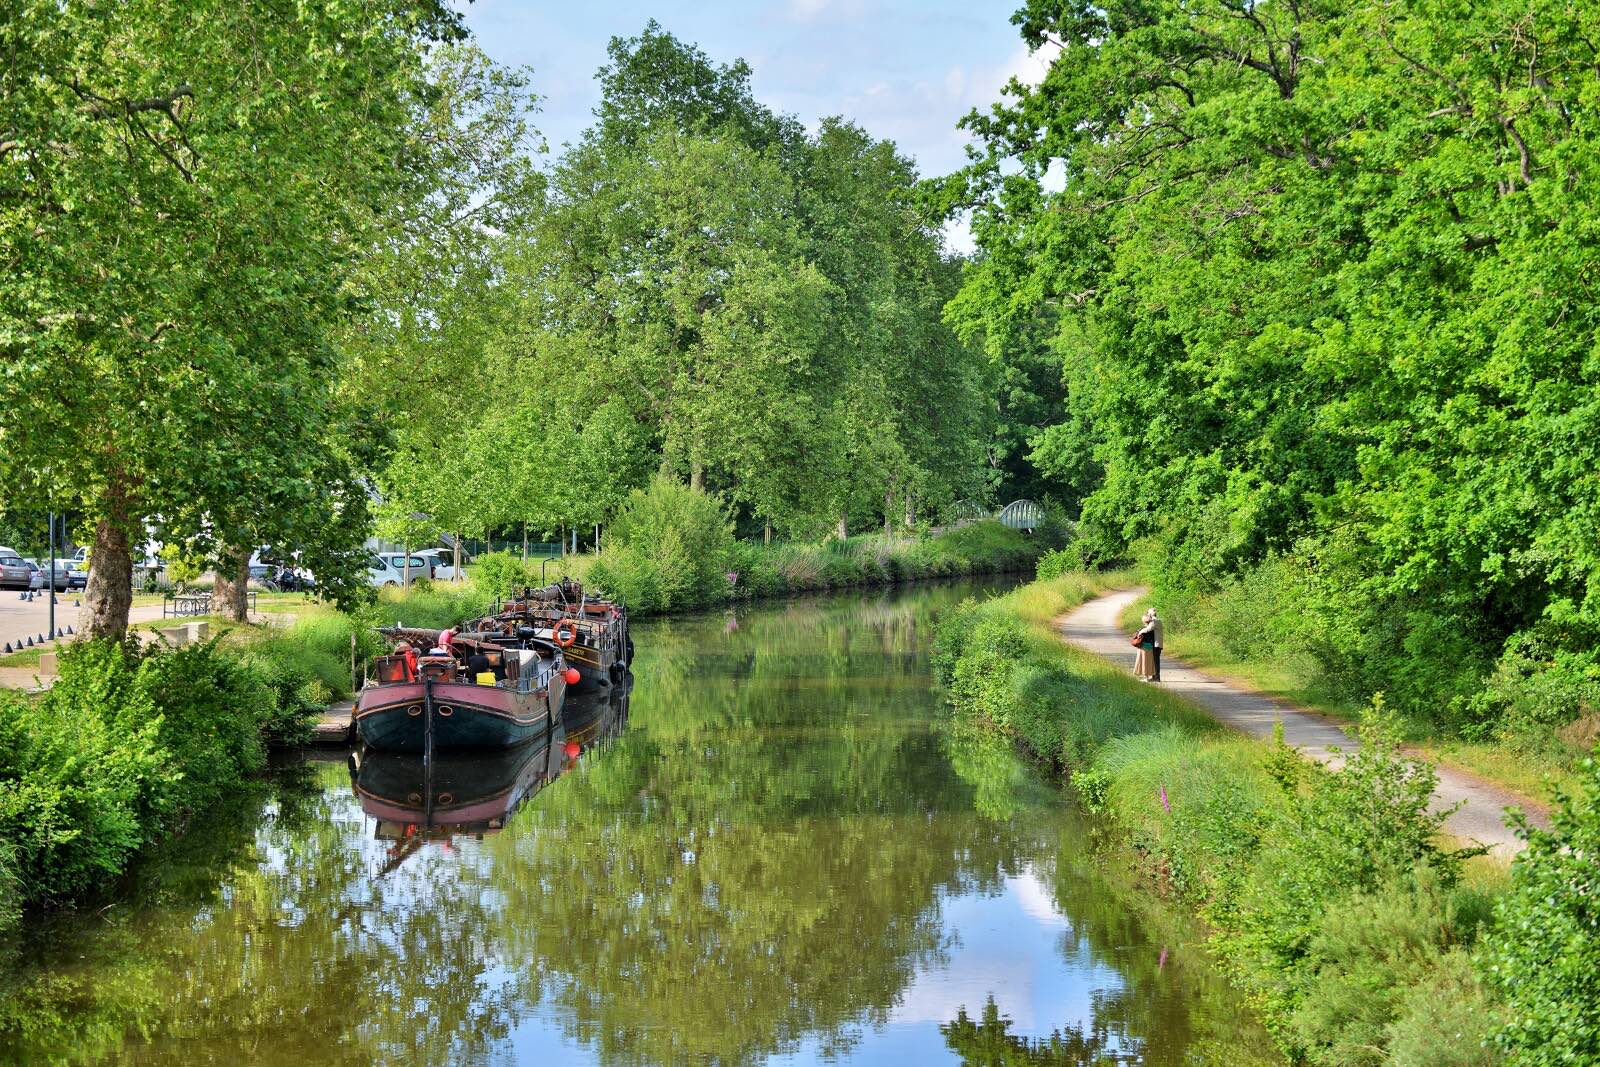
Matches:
[564,741,581,759]
[563,667,581,686]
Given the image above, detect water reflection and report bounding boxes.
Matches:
[0,582,1279,1066]
[350,682,631,870]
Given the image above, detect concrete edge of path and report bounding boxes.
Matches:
[1057,587,1544,858]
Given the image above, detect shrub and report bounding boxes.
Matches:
[1485,749,1600,1065]
[724,541,783,599]
[471,550,537,599]
[1385,948,1502,1067]
[589,476,734,612]
[132,638,276,812]
[1286,870,1491,1066]
[1035,548,1076,581]
[1216,707,1466,1031]
[0,635,312,913]
[1461,631,1600,755]
[0,840,18,939]
[373,580,495,629]
[1070,766,1110,812]
[0,652,173,904]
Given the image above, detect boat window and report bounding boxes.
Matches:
[374,656,408,684]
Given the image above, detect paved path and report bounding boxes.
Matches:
[1060,588,1542,856]
[0,593,169,651]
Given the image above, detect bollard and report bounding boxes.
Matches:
[25,636,33,647]
[2,643,9,654]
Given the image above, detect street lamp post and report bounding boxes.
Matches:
[46,512,55,641]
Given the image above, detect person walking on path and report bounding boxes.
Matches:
[1133,609,1157,680]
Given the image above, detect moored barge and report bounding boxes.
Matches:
[355,625,573,752]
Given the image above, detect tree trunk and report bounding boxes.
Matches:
[905,495,915,530]
[763,519,771,546]
[80,509,134,641]
[690,463,705,492]
[213,544,251,623]
[835,513,848,541]
[452,534,462,582]
[884,486,894,538]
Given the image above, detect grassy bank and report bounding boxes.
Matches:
[467,519,1048,616]
[935,572,1599,1066]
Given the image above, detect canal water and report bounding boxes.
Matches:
[1,580,1280,1066]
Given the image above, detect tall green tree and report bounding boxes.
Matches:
[0,0,465,637]
[341,41,546,559]
[947,0,1600,722]
[513,25,991,542]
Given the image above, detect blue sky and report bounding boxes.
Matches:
[455,1,1058,251]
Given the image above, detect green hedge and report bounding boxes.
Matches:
[933,574,1522,1065]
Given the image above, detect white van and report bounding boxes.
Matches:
[368,552,432,588]
[415,548,468,581]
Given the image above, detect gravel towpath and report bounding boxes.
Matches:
[1060,588,1545,857]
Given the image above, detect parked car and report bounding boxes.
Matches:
[64,559,88,590]
[0,549,32,591]
[30,559,73,591]
[367,552,432,588]
[20,559,43,592]
[415,548,469,581]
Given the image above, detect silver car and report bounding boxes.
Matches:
[0,551,32,591]
[36,559,74,591]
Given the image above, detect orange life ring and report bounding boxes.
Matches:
[552,619,579,648]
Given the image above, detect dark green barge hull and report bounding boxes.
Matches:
[353,675,567,753]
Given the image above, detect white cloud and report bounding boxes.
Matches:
[996,37,1063,90]
[1009,870,1070,929]
[944,66,966,100]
